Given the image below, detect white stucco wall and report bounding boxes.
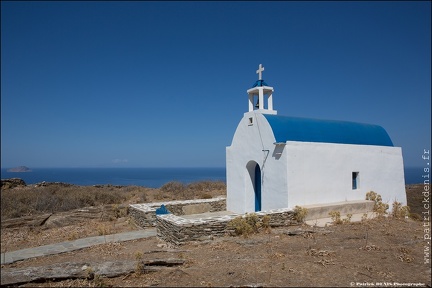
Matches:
[285,141,406,209]
[227,112,406,214]
[227,112,288,213]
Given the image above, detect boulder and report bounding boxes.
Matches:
[1,259,185,285]
[1,178,26,190]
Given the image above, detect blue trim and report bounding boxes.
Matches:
[252,80,268,87]
[254,164,261,212]
[352,172,358,189]
[263,115,394,147]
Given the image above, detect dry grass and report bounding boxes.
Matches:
[1,184,429,287]
[1,184,130,219]
[12,216,429,288]
[227,213,271,237]
[1,219,134,251]
[1,181,226,220]
[293,205,308,223]
[159,180,226,200]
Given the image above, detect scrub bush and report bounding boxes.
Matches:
[329,211,352,224]
[392,201,410,219]
[227,213,268,237]
[366,191,389,216]
[293,206,308,223]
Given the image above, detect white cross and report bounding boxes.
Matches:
[256,64,264,80]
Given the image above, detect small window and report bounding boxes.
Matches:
[248,117,253,125]
[352,172,359,190]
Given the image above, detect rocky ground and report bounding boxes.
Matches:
[1,182,431,287]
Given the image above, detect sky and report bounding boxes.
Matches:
[1,1,430,168]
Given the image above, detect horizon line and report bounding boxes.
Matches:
[1,166,227,169]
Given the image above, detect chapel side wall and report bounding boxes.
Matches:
[286,141,406,209]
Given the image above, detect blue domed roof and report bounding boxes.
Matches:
[263,115,394,147]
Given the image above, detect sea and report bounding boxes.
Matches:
[0,166,425,188]
[0,167,226,188]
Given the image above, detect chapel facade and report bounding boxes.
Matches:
[226,65,406,213]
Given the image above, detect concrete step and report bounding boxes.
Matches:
[305,211,377,227]
[301,200,374,221]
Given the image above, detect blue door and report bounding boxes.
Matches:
[254,164,261,211]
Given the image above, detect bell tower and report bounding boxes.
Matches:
[247,64,277,115]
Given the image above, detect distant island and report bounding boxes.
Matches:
[7,166,32,172]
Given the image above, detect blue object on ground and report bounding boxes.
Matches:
[155,204,170,215]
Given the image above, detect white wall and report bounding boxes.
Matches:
[227,112,288,213]
[227,113,406,214]
[285,141,406,209]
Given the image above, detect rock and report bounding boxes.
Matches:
[0,259,185,285]
[1,204,129,229]
[1,262,90,285]
[284,228,333,236]
[35,181,75,187]
[43,204,128,228]
[1,213,52,229]
[1,178,27,189]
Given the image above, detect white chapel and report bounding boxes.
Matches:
[226,64,406,213]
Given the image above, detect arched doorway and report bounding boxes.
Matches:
[247,161,261,212]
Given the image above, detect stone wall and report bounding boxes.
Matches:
[128,206,158,228]
[129,197,226,228]
[164,198,225,216]
[255,209,297,227]
[130,197,297,245]
[156,214,233,245]
[157,208,296,245]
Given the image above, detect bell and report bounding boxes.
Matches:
[255,99,260,108]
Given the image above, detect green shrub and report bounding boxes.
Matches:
[227,213,268,237]
[245,213,260,232]
[228,216,254,237]
[366,191,389,216]
[329,211,343,224]
[343,213,353,224]
[293,206,308,223]
[392,201,410,219]
[329,211,352,224]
